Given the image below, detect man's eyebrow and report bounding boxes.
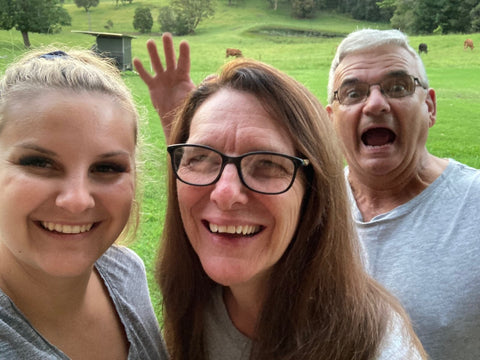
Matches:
[339,77,360,86]
[339,71,409,88]
[387,70,409,77]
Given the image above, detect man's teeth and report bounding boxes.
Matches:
[209,223,260,235]
[41,222,93,234]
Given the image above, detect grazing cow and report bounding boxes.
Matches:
[226,48,243,58]
[464,39,474,50]
[418,43,428,54]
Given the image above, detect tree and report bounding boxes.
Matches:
[74,0,98,30]
[133,6,153,33]
[158,0,215,35]
[174,0,215,33]
[116,0,133,6]
[158,6,180,33]
[267,0,279,9]
[291,0,316,18]
[380,0,416,32]
[471,1,480,31]
[340,0,389,21]
[411,0,476,34]
[74,0,99,12]
[0,0,71,48]
[267,0,292,10]
[0,0,15,30]
[439,0,478,33]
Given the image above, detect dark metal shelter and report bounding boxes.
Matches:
[72,31,135,71]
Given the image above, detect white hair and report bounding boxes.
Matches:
[327,29,429,104]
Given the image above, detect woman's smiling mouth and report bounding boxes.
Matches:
[40,221,94,234]
[208,222,261,236]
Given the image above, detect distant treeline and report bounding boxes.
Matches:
[264,0,480,34]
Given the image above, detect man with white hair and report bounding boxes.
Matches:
[324,29,480,359]
[134,29,480,359]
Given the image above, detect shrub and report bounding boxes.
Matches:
[133,6,153,33]
[74,0,99,12]
[158,0,215,35]
[158,6,176,33]
[291,0,316,19]
[104,19,114,30]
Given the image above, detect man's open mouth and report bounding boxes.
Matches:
[361,128,396,147]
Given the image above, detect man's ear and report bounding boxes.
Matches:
[426,88,437,128]
[325,104,334,121]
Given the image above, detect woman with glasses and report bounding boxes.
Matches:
[156,58,427,360]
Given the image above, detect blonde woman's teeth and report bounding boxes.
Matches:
[41,222,93,234]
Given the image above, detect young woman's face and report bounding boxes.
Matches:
[177,89,306,292]
[0,90,136,278]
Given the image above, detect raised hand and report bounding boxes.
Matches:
[134,33,195,141]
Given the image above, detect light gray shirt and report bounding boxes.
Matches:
[349,159,480,360]
[0,245,168,360]
[204,286,421,359]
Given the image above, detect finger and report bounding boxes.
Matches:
[133,58,153,84]
[177,40,191,76]
[146,39,165,74]
[162,32,177,71]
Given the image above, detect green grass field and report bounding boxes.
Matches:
[1,0,479,319]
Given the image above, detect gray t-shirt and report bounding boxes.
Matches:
[0,245,168,360]
[349,159,480,360]
[204,286,422,359]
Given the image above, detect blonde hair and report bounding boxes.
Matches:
[0,47,141,241]
[0,47,138,134]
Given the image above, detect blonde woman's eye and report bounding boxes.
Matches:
[92,162,127,173]
[19,156,54,169]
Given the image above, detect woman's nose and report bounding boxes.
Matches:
[209,164,248,209]
[55,175,95,213]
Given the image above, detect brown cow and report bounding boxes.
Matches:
[464,39,474,50]
[226,48,243,58]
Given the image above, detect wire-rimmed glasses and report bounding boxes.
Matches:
[333,73,426,105]
[167,144,310,195]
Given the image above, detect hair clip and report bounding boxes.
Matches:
[39,50,68,59]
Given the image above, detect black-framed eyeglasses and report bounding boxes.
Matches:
[333,74,426,105]
[167,144,310,195]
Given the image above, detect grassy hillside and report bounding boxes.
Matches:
[1,0,479,319]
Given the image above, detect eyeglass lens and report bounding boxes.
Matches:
[171,145,297,194]
[336,74,417,105]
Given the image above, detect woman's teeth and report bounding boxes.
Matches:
[41,222,93,234]
[209,223,260,235]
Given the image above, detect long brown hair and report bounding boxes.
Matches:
[157,58,426,360]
